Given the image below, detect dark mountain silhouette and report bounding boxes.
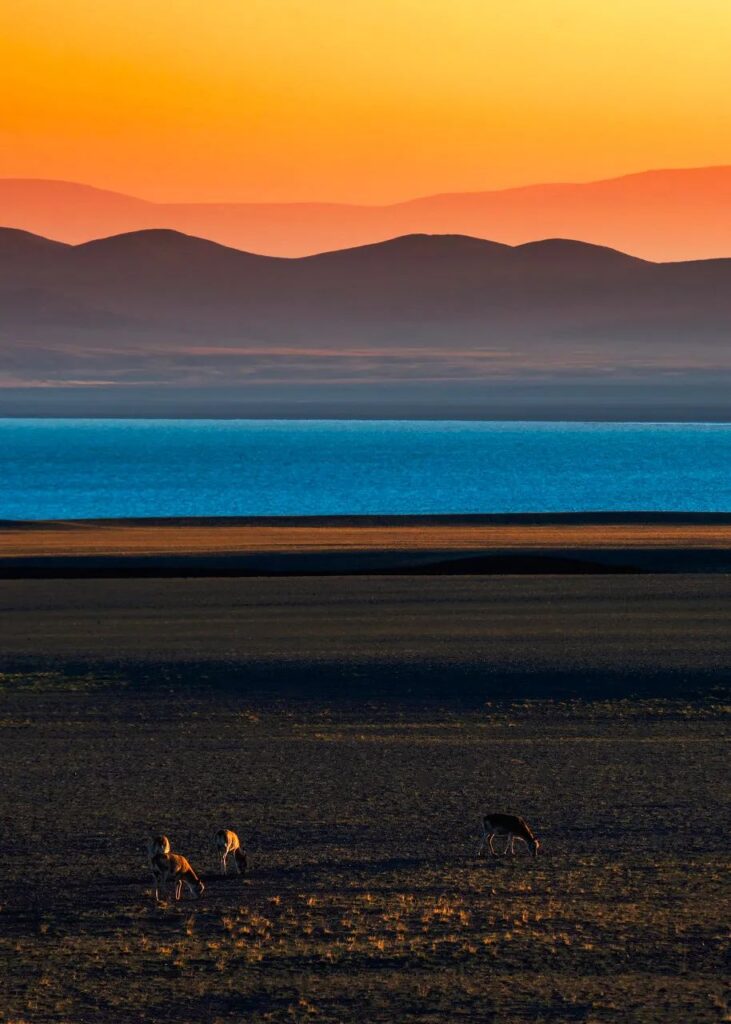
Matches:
[0,226,723,335]
[2,166,731,262]
[1,227,730,418]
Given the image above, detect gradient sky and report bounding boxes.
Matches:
[1,0,731,203]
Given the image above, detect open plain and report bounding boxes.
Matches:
[0,676,728,1023]
[1,584,730,1020]
[1,517,729,1021]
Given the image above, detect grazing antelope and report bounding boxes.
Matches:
[214,828,247,876]
[478,813,541,858]
[150,851,205,901]
[146,834,171,900]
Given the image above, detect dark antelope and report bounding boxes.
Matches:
[478,813,541,858]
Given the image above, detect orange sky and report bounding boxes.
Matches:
[1,0,731,204]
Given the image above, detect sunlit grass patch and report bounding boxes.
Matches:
[0,670,126,693]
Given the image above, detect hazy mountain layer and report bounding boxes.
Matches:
[1,227,730,418]
[2,166,731,262]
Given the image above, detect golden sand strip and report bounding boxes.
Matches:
[2,521,731,558]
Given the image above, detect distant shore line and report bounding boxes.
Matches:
[5,511,731,527]
[2,513,731,577]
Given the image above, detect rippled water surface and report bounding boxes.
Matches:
[2,419,731,519]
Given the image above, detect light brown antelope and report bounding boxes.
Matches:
[150,851,205,901]
[147,834,171,900]
[478,813,540,858]
[214,828,247,875]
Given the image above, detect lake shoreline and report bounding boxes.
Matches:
[3,513,731,576]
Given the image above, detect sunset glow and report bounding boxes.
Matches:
[2,0,731,203]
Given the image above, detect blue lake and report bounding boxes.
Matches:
[2,419,731,519]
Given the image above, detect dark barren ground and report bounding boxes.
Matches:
[2,574,731,698]
[0,678,728,1023]
[0,567,730,1022]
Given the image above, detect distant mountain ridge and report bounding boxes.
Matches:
[1,224,729,342]
[0,226,681,337]
[2,165,731,262]
[1,225,731,418]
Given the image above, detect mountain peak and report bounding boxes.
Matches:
[0,226,71,267]
[307,232,512,263]
[79,226,219,247]
[74,227,279,264]
[513,237,647,265]
[0,225,69,249]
